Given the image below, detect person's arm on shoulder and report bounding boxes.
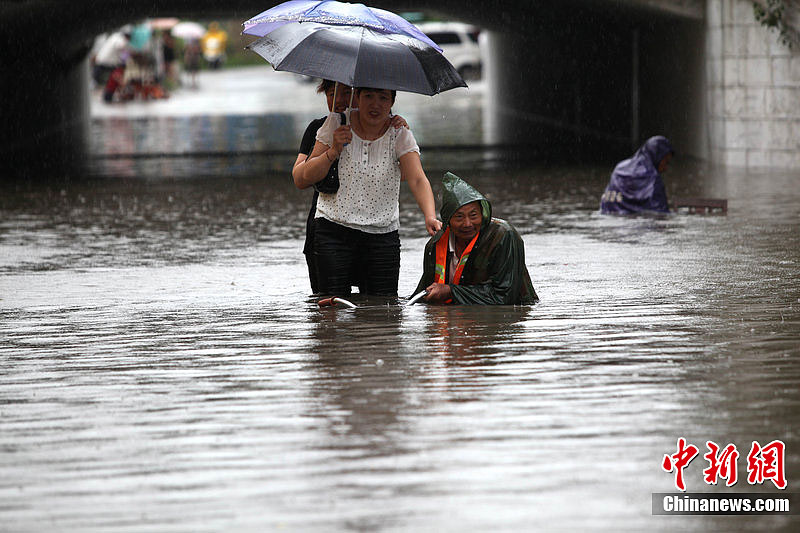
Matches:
[389,114,409,129]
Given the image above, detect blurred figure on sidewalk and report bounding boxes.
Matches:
[92,27,132,89]
[183,38,202,89]
[162,31,178,89]
[201,22,228,70]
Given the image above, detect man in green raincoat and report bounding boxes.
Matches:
[413,172,538,305]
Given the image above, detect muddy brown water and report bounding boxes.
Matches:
[1,69,798,532]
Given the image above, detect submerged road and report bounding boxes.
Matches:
[1,57,798,533]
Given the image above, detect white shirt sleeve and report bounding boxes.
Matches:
[315,112,342,147]
[395,127,420,159]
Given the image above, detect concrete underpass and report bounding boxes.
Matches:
[1,0,797,178]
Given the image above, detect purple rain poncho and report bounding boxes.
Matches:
[600,136,674,214]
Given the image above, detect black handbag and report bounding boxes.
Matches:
[314,112,346,194]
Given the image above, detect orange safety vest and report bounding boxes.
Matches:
[434,227,480,301]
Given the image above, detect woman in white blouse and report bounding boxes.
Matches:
[297,87,442,297]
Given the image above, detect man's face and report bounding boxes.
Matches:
[449,201,482,242]
[657,152,672,173]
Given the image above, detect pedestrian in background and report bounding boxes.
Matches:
[183,38,202,89]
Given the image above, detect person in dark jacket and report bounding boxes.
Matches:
[413,172,538,305]
[600,136,674,214]
[291,80,351,293]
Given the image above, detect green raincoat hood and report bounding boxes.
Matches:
[440,172,492,228]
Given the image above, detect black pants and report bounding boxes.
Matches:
[92,64,115,87]
[303,195,319,294]
[314,218,400,296]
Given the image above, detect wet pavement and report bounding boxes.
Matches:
[1,67,799,532]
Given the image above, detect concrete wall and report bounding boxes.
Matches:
[2,7,94,180]
[706,0,800,168]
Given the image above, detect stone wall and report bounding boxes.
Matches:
[706,0,800,168]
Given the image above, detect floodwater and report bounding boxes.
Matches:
[1,68,799,532]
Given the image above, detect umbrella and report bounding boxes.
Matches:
[129,23,152,50]
[243,0,441,52]
[246,22,465,96]
[172,21,206,40]
[149,18,179,30]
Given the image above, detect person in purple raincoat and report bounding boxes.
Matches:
[600,136,675,214]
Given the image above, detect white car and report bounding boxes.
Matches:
[416,22,482,81]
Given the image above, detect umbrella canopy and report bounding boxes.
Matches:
[172,21,206,40]
[129,23,152,50]
[149,18,179,30]
[246,22,466,96]
[243,0,441,52]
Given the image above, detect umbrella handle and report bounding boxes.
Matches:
[346,89,355,126]
[331,81,352,129]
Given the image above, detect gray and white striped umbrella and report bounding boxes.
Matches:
[246,22,466,96]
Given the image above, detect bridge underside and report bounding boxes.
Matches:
[0,0,705,179]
